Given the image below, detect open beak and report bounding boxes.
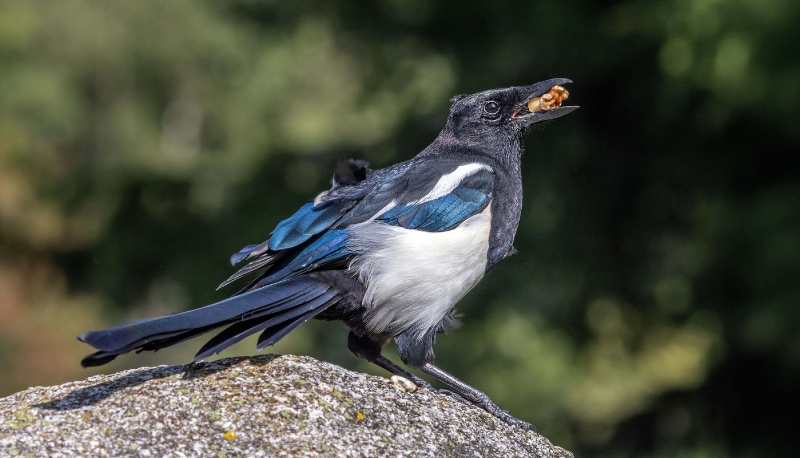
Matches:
[511,78,578,127]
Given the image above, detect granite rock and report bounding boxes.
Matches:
[0,354,571,457]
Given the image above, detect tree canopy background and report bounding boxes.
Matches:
[0,1,797,456]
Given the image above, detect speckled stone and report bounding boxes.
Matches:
[0,354,572,457]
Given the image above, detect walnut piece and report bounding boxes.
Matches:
[526,85,569,113]
[390,375,419,393]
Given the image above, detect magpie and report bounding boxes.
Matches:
[78,78,577,431]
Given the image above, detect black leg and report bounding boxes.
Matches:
[420,363,537,432]
[347,332,433,390]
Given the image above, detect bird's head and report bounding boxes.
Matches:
[443,78,578,145]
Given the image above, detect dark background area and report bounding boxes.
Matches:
[1,1,798,456]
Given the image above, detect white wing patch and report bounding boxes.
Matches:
[347,205,492,339]
[413,163,492,204]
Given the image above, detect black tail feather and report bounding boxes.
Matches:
[78,277,339,368]
[256,301,334,350]
[217,251,283,290]
[193,288,338,360]
[78,279,321,351]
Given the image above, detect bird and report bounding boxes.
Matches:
[78,78,578,431]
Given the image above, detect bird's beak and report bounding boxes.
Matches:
[511,78,578,127]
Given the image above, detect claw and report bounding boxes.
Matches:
[436,388,469,403]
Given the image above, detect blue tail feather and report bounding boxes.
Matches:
[231,244,259,265]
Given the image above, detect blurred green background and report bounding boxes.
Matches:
[0,0,798,456]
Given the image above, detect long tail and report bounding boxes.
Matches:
[78,277,339,367]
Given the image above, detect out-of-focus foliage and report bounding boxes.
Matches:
[0,0,797,456]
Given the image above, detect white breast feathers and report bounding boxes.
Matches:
[347,205,492,340]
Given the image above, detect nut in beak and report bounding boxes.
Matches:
[527,85,569,113]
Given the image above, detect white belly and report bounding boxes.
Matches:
[347,205,492,340]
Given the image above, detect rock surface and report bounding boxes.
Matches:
[0,354,571,457]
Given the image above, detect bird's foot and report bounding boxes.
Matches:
[436,388,470,403]
[417,363,538,432]
[493,410,538,432]
[458,391,538,432]
[432,387,536,431]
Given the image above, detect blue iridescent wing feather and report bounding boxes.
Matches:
[221,162,494,290]
[377,169,493,232]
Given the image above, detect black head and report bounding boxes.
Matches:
[443,78,578,145]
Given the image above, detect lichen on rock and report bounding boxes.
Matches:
[0,354,571,457]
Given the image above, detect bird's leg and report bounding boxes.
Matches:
[393,327,534,430]
[347,331,433,390]
[420,362,537,432]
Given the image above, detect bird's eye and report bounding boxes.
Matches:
[484,101,500,114]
